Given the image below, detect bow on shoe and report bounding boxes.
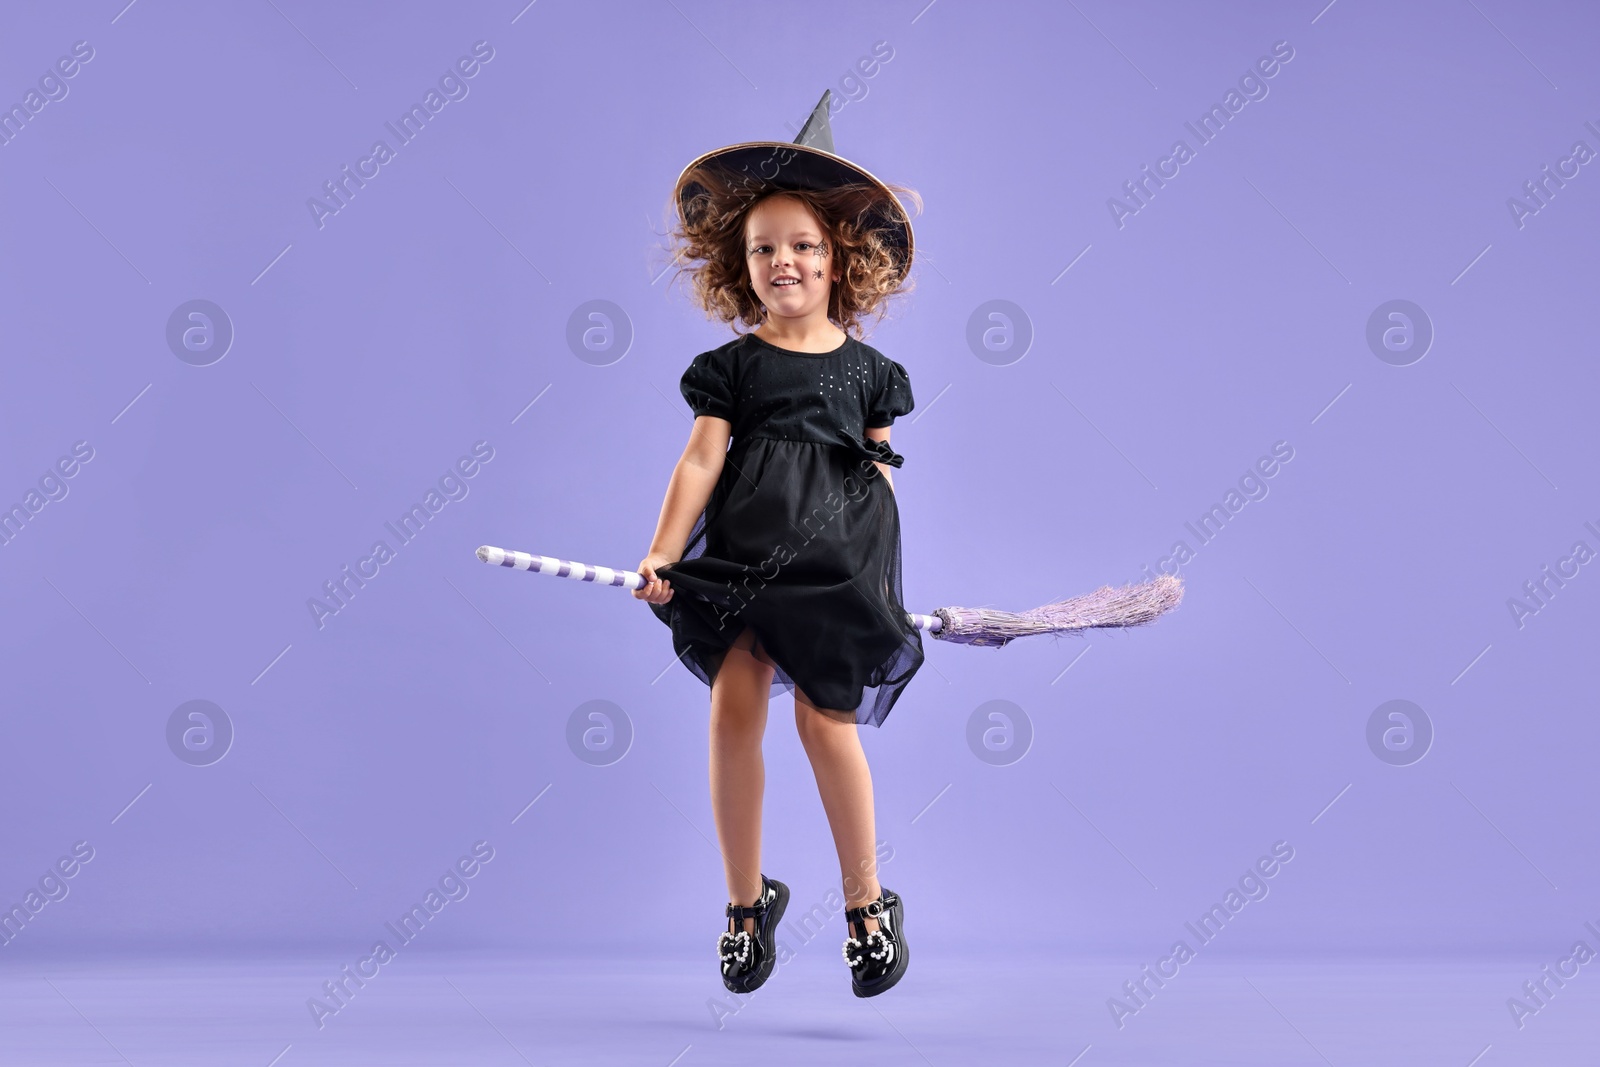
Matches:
[833,428,904,469]
[841,929,894,969]
[718,929,752,968]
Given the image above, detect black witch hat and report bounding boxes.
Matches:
[672,90,914,283]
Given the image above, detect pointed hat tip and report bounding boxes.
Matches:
[792,89,835,154]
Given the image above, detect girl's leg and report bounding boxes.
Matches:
[793,686,883,936]
[711,625,774,937]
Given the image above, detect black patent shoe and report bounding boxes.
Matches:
[718,874,789,993]
[841,887,908,997]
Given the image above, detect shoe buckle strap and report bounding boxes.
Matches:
[727,879,773,923]
[845,893,893,923]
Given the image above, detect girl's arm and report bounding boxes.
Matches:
[864,425,894,494]
[635,416,731,602]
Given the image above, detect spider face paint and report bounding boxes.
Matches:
[813,241,829,282]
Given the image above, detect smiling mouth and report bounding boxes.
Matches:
[770,277,801,288]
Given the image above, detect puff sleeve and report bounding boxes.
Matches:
[679,348,735,421]
[865,358,914,428]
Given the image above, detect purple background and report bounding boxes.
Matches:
[2,0,1597,1062]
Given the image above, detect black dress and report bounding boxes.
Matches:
[650,330,924,727]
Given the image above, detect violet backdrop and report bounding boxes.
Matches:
[1,0,1596,1061]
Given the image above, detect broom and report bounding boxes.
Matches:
[475,545,1182,648]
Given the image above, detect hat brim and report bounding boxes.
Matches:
[673,141,914,282]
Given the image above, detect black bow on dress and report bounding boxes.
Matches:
[834,428,904,469]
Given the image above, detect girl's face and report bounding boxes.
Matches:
[744,194,838,321]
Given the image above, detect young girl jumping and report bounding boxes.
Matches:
[633,92,924,998]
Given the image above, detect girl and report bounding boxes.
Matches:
[634,95,924,998]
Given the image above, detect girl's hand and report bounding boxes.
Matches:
[633,553,676,604]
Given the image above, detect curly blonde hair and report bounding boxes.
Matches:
[664,163,923,338]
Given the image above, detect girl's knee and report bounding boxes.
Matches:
[712,627,796,741]
[794,691,856,740]
[711,675,769,743]
[711,706,766,748]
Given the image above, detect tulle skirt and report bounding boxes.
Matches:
[650,434,923,727]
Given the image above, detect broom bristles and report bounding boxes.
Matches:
[931,574,1184,647]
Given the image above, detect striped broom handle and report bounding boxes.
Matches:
[476,545,945,634]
